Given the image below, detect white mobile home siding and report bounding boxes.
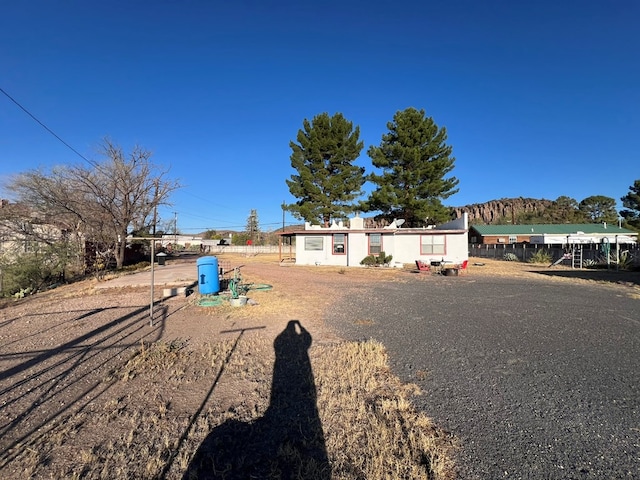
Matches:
[290,214,468,268]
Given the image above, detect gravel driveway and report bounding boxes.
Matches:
[326,273,640,479]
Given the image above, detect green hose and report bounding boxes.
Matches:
[197,295,225,307]
[229,279,238,298]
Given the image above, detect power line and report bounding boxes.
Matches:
[0,86,96,167]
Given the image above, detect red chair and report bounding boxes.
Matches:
[415,260,430,273]
[458,260,469,274]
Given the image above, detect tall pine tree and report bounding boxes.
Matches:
[578,195,618,224]
[286,112,365,226]
[620,179,640,231]
[364,107,459,227]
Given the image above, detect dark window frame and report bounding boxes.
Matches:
[332,233,346,255]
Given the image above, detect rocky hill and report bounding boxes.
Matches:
[452,197,553,224]
[275,198,555,229]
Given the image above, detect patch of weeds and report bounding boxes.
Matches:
[226,337,273,382]
[119,338,190,381]
[119,261,151,272]
[528,249,552,264]
[315,340,457,479]
[617,251,634,270]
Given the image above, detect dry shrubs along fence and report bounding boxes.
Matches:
[470,243,640,267]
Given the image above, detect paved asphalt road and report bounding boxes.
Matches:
[326,273,640,479]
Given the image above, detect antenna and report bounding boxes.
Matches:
[395,219,405,227]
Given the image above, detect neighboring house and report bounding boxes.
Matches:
[281,213,469,267]
[0,201,66,257]
[155,233,205,249]
[469,223,637,246]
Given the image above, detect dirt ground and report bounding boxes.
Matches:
[0,255,637,478]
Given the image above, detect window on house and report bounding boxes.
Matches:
[333,234,345,254]
[369,234,382,255]
[420,234,445,255]
[304,237,323,251]
[509,235,517,244]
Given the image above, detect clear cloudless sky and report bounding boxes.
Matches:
[1,0,638,233]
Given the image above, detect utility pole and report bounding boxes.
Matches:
[173,211,178,246]
[149,181,159,326]
[282,201,285,232]
[281,201,287,248]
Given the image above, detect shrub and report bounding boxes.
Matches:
[618,251,633,270]
[589,251,635,270]
[528,249,552,264]
[378,251,393,265]
[360,255,377,266]
[0,250,63,297]
[360,251,394,267]
[120,261,151,272]
[503,252,519,262]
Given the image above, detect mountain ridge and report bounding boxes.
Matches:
[451,197,554,224]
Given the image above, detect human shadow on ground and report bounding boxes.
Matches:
[183,320,330,480]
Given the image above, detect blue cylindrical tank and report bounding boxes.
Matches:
[197,256,220,294]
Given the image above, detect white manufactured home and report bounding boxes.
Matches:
[280,213,469,267]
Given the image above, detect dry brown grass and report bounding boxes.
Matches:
[3,253,635,479]
[315,341,456,479]
[3,337,454,479]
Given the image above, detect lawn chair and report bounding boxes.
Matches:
[415,260,430,273]
[458,260,469,274]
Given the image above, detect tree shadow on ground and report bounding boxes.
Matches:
[531,269,640,286]
[0,303,167,465]
[183,320,330,480]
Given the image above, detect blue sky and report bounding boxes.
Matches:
[2,1,638,233]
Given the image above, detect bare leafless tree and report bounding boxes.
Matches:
[2,138,180,269]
